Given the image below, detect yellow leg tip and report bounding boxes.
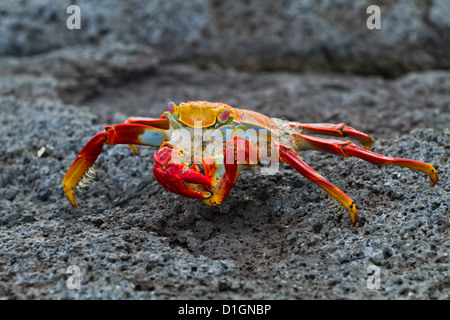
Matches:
[429,167,439,186]
[63,186,78,208]
[128,144,139,155]
[348,202,359,225]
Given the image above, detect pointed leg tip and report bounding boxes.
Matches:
[128,144,140,155]
[350,212,359,226]
[362,138,375,151]
[63,188,78,208]
[348,202,359,226]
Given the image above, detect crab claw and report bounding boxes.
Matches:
[153,144,215,199]
[62,132,106,207]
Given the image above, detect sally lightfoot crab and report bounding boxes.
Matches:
[62,101,439,225]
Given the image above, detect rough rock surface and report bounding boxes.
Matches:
[0,46,448,299]
[0,0,449,77]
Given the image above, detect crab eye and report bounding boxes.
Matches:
[168,101,176,113]
[219,110,230,122]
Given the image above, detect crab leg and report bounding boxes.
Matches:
[187,136,261,206]
[122,116,169,154]
[62,123,168,207]
[292,133,439,186]
[275,142,359,224]
[152,143,215,200]
[290,122,375,150]
[123,116,169,128]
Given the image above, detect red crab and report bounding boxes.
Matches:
[62,101,438,225]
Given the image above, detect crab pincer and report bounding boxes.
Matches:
[152,143,215,199]
[62,132,107,207]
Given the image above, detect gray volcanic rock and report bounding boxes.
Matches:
[0,47,448,299]
[0,0,449,77]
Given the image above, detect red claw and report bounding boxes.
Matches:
[152,144,215,199]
